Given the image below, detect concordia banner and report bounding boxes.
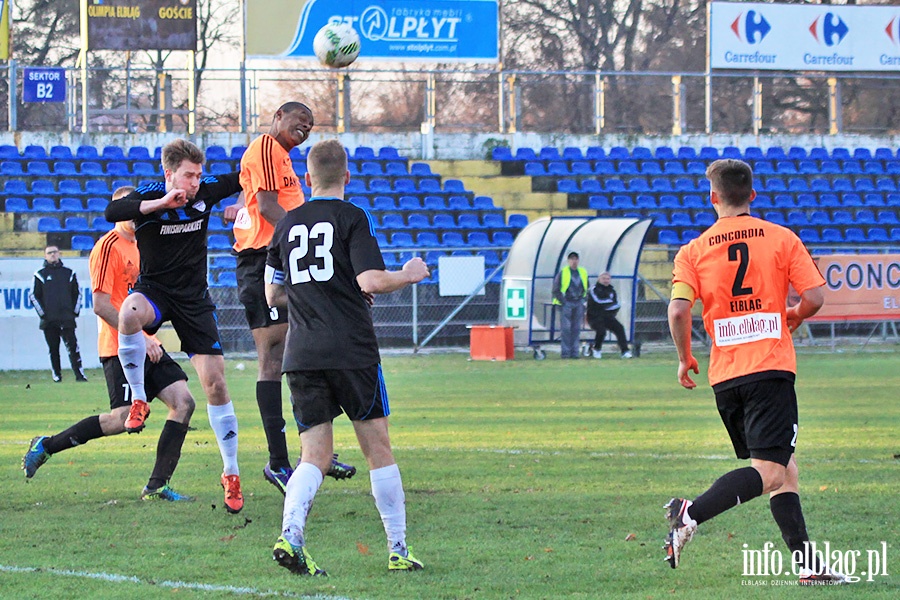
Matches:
[85,0,197,51]
[245,0,498,62]
[808,254,900,322]
[710,2,900,72]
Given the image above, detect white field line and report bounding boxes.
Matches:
[0,564,353,599]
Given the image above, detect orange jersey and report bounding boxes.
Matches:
[672,215,825,387]
[89,229,159,357]
[234,134,304,251]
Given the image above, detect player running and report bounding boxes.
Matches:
[665,159,848,585]
[227,102,355,493]
[105,140,245,514]
[265,139,429,575]
[23,186,195,501]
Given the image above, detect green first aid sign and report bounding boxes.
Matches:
[506,287,527,320]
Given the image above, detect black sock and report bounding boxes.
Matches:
[147,420,189,490]
[689,466,764,525]
[257,380,290,470]
[43,415,104,454]
[770,492,821,572]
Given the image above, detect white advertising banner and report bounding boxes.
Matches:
[710,2,900,72]
[0,257,100,371]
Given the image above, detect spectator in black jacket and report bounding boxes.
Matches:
[30,246,87,382]
[586,272,632,360]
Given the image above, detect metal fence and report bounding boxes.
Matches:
[6,63,900,136]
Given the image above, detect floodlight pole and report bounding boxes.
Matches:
[79,0,88,133]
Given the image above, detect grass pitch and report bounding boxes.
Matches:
[1,350,897,599]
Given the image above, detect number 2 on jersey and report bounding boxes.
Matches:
[728,242,753,297]
[288,222,335,284]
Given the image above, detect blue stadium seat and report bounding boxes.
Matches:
[808,148,829,161]
[892,228,900,242]
[876,178,896,192]
[59,197,84,212]
[773,194,795,209]
[507,214,528,229]
[524,162,546,176]
[874,148,895,161]
[432,214,457,230]
[766,147,788,161]
[288,147,304,161]
[658,195,680,210]
[213,271,237,287]
[744,147,764,161]
[65,216,89,231]
[616,161,639,175]
[208,162,231,176]
[809,211,830,226]
[854,179,875,193]
[798,229,820,244]
[753,161,774,175]
[468,232,491,246]
[410,163,432,177]
[562,147,584,161]
[820,160,841,174]
[795,194,817,208]
[818,194,840,208]
[580,179,602,193]
[203,145,227,162]
[855,209,876,225]
[398,195,421,210]
[418,179,442,194]
[23,145,47,159]
[385,162,408,176]
[101,146,126,161]
[612,196,635,210]
[670,213,692,227]
[87,196,109,212]
[787,147,808,161]
[787,211,809,227]
[651,178,673,193]
[444,179,467,194]
[382,214,406,229]
[877,210,899,225]
[375,232,388,247]
[0,146,20,160]
[1,161,23,175]
[423,196,446,210]
[593,161,615,175]
[207,216,228,231]
[207,235,232,250]
[91,217,113,232]
[448,196,471,210]
[37,217,63,231]
[458,213,483,229]
[763,178,786,192]
[831,147,851,161]
[50,146,73,160]
[407,213,430,229]
[417,232,440,247]
[3,180,27,196]
[632,147,653,160]
[393,179,417,194]
[491,146,513,161]
[763,211,786,226]
[372,196,396,211]
[604,179,626,193]
[80,162,104,176]
[682,195,705,209]
[586,147,606,160]
[752,194,773,209]
[647,212,669,227]
[608,147,629,160]
[698,147,719,160]
[680,230,701,243]
[492,231,515,246]
[797,161,818,175]
[635,195,656,210]
[345,180,366,194]
[370,179,392,193]
[85,180,110,196]
[32,181,57,196]
[348,196,370,210]
[663,161,686,175]
[658,230,680,245]
[127,146,152,161]
[686,161,706,175]
[867,227,889,242]
[588,195,611,210]
[817,227,845,244]
[514,148,538,161]
[472,196,496,211]
[58,180,82,197]
[540,147,561,161]
[441,232,466,247]
[787,178,808,192]
[353,147,376,161]
[693,213,716,228]
[863,161,884,175]
[852,148,872,161]
[640,162,662,176]
[676,147,697,160]
[655,147,676,161]
[840,194,862,208]
[482,213,505,228]
[230,146,247,160]
[131,162,157,177]
[361,162,383,176]
[71,235,95,252]
[844,228,866,244]
[808,178,830,193]
[4,197,28,212]
[842,160,863,175]
[557,179,580,194]
[570,161,592,175]
[832,210,853,225]
[53,161,78,176]
[26,161,50,176]
[210,255,238,269]
[480,250,501,267]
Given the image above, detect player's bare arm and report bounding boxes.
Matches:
[223,192,245,223]
[357,257,430,295]
[257,190,287,225]
[786,285,825,333]
[668,298,700,389]
[265,281,287,310]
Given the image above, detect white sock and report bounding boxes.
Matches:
[207,402,239,476]
[282,462,323,547]
[683,500,698,527]
[117,332,147,401]
[371,463,407,551]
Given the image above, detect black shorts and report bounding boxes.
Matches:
[101,353,188,410]
[133,283,223,356]
[715,377,798,466]
[236,250,287,330]
[286,365,389,433]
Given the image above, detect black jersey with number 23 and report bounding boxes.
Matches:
[266,197,385,372]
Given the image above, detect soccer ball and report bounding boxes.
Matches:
[313,23,361,69]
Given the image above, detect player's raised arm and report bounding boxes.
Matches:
[105,189,187,221]
[357,257,430,295]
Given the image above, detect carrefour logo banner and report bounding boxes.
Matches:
[711,2,900,72]
[245,0,498,62]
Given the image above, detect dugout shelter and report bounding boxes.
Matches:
[498,217,653,358]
